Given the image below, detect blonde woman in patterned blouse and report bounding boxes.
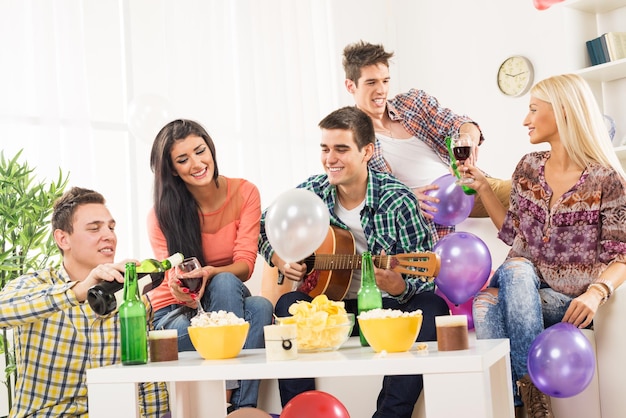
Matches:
[465,73,626,418]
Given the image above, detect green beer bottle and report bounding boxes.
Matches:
[357,251,383,346]
[120,261,148,365]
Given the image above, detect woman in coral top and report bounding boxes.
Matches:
[147,119,273,412]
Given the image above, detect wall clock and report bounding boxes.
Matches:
[497,56,534,97]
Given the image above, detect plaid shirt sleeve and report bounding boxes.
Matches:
[364,170,439,304]
[0,269,169,418]
[0,269,77,327]
[391,202,438,304]
[259,206,276,265]
[387,89,484,164]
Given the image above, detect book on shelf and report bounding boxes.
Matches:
[599,35,610,63]
[604,32,626,61]
[586,36,607,65]
[586,39,600,66]
[587,32,626,65]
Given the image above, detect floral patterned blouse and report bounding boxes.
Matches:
[499,151,626,296]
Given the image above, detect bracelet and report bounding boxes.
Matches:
[587,283,608,304]
[587,283,609,306]
[595,279,614,300]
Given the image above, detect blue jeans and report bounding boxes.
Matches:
[472,257,573,407]
[275,290,449,418]
[153,272,273,409]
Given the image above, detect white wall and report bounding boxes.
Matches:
[0,0,583,290]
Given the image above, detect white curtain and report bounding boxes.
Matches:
[0,0,399,258]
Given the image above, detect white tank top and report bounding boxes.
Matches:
[377,133,448,187]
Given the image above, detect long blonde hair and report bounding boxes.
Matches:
[530,73,626,179]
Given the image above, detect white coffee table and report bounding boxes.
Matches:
[87,337,513,418]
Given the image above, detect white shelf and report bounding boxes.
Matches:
[562,0,626,81]
[575,58,626,82]
[562,0,626,13]
[562,0,626,164]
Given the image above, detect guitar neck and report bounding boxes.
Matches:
[312,254,391,271]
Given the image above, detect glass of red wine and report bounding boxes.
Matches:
[451,133,474,185]
[174,257,206,315]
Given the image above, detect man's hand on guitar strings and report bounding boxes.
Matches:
[374,250,408,297]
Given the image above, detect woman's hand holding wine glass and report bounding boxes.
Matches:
[451,132,475,185]
[171,257,207,315]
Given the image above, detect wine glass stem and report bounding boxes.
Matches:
[456,162,474,185]
[195,296,206,315]
[456,160,465,178]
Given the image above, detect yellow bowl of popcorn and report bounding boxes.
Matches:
[188,311,249,359]
[358,309,423,353]
[278,295,354,352]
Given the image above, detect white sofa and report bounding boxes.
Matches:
[593,282,626,417]
[551,283,626,418]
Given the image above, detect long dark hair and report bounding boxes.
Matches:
[149,119,220,265]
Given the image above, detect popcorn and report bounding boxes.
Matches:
[190,310,245,327]
[357,308,422,320]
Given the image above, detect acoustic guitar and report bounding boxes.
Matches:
[268,226,440,301]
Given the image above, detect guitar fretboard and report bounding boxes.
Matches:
[311,255,392,271]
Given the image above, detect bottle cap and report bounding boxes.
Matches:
[169,253,184,267]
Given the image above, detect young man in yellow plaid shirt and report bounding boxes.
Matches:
[0,187,168,417]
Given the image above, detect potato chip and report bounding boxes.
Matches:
[282,295,352,351]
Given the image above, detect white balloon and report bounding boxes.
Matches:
[128,94,175,144]
[265,189,330,263]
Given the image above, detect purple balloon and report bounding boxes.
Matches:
[528,322,595,398]
[433,232,492,305]
[423,174,475,226]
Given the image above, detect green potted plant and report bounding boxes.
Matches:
[0,149,69,414]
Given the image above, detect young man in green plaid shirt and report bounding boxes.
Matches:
[259,106,449,418]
